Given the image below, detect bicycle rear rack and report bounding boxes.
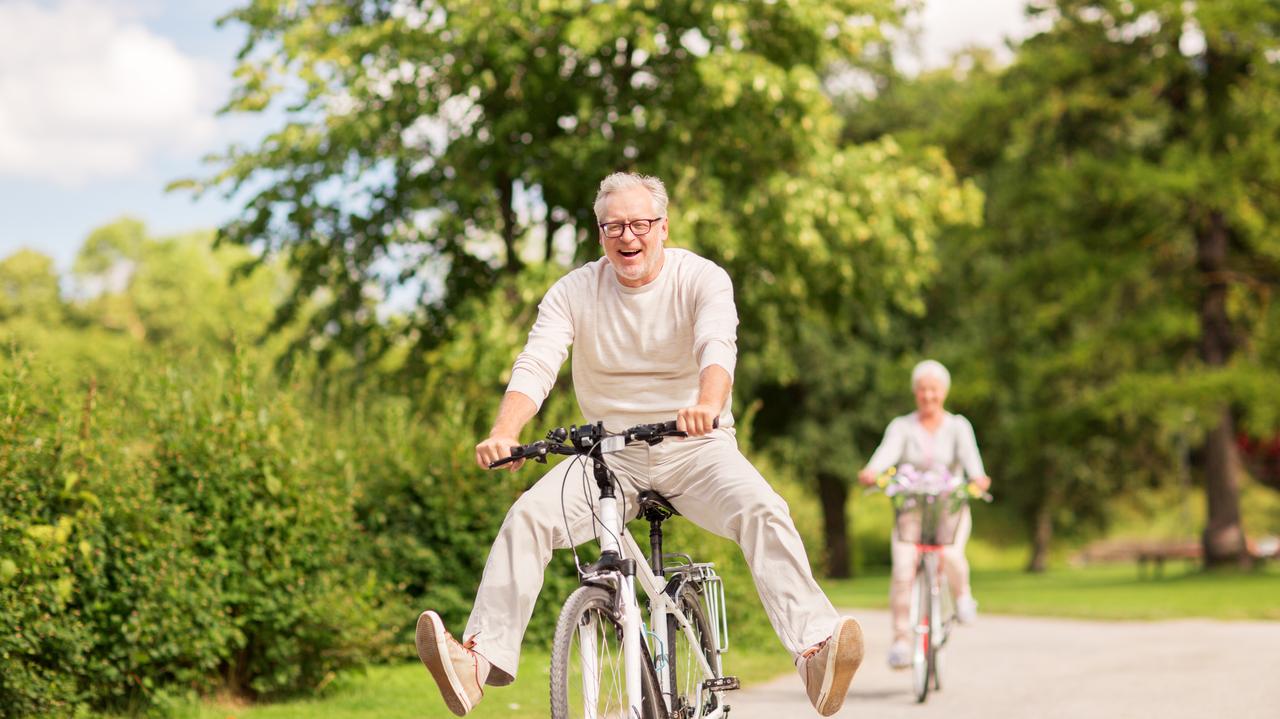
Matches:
[666,562,730,655]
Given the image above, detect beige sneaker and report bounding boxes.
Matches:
[416,610,485,716]
[797,617,865,716]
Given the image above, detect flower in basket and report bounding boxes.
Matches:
[890,464,962,496]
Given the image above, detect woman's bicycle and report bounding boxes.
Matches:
[870,465,989,703]
[491,420,739,719]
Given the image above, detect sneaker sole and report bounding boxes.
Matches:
[416,611,473,717]
[817,617,865,716]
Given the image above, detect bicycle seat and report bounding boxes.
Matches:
[637,490,680,521]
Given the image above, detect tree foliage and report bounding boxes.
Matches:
[845,0,1280,567]
[186,0,901,371]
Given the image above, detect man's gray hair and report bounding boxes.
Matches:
[911,359,952,392]
[593,172,669,222]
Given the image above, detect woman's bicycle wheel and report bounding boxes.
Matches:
[550,585,663,719]
[932,573,953,692]
[668,584,720,718]
[910,561,934,703]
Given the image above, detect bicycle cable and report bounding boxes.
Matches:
[560,453,591,576]
[555,431,643,579]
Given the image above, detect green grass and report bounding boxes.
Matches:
[821,562,1280,621]
[167,643,794,719]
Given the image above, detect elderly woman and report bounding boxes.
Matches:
[857,359,992,670]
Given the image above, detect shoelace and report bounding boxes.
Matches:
[800,636,828,661]
[460,632,485,698]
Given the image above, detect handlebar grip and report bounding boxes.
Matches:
[488,444,529,469]
[661,417,720,433]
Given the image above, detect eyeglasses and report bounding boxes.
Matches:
[598,217,663,239]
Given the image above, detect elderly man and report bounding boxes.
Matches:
[416,172,863,716]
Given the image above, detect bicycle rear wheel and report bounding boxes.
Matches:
[551,585,664,719]
[910,561,933,703]
[668,584,720,718]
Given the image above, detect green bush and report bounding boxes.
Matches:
[140,356,391,699]
[0,349,396,716]
[0,362,95,716]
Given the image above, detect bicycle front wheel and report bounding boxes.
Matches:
[910,562,933,703]
[933,572,951,692]
[668,584,721,718]
[551,585,664,719]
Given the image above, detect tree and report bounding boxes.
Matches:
[73,218,283,352]
[185,0,901,374]
[716,140,981,576]
[0,249,63,325]
[850,0,1280,568]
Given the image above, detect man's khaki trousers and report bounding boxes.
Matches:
[463,428,839,684]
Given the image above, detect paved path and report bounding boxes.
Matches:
[725,609,1280,719]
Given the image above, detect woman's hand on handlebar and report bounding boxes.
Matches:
[476,435,524,471]
[676,404,720,437]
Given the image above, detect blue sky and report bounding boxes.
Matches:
[0,0,1031,272]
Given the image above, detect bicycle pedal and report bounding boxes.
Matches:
[704,676,740,691]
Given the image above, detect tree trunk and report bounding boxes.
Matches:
[1026,498,1053,573]
[498,173,522,273]
[1196,209,1249,567]
[546,214,563,262]
[816,471,851,578]
[1202,408,1249,567]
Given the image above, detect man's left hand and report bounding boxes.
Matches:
[677,404,720,437]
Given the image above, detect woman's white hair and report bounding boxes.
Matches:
[911,359,951,392]
[593,172,669,222]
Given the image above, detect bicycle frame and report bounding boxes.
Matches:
[581,463,729,719]
[498,421,735,719]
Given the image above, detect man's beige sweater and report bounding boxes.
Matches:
[506,248,738,431]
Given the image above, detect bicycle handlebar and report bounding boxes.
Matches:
[488,418,719,469]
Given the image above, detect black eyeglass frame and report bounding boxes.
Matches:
[597,217,665,239]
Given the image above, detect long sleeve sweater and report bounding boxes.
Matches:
[505,248,738,431]
[864,411,987,479]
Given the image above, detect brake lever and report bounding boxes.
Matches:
[488,441,552,468]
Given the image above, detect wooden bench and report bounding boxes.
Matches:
[1073,539,1202,578]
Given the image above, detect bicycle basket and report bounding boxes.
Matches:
[894,494,963,545]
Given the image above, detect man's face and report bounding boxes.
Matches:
[598,186,667,287]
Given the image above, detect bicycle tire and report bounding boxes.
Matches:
[933,572,952,692]
[667,584,721,718]
[911,560,932,703]
[550,585,664,719]
[930,571,944,692]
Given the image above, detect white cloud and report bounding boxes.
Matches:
[0,0,219,186]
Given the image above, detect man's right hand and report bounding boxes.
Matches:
[476,435,524,471]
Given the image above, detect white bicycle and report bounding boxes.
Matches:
[491,420,739,719]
